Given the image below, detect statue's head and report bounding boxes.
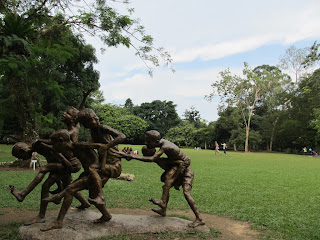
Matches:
[12,142,33,160]
[62,107,79,125]
[145,130,161,148]
[77,108,100,128]
[50,129,71,147]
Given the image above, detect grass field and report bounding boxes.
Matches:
[0,144,16,162]
[1,144,320,239]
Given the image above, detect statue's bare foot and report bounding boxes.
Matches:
[76,202,91,210]
[88,195,105,206]
[188,219,205,228]
[9,185,25,202]
[40,220,63,231]
[24,216,45,226]
[42,196,61,205]
[152,208,166,217]
[149,198,166,208]
[92,214,112,223]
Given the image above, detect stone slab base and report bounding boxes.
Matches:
[19,209,210,240]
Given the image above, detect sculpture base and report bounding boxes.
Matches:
[19,209,210,240]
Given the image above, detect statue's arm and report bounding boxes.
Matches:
[74,142,105,149]
[128,148,164,162]
[55,152,72,171]
[100,125,126,149]
[78,88,95,111]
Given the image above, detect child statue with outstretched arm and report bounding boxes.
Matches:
[121,130,205,228]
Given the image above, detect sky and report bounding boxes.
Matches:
[84,0,320,122]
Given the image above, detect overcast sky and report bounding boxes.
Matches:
[85,0,320,122]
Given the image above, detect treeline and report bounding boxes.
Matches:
[1,59,319,152]
[208,44,320,153]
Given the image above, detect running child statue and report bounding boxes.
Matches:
[120,130,205,228]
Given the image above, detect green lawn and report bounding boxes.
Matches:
[1,144,320,239]
[0,144,16,162]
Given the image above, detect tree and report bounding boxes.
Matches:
[94,103,148,143]
[252,65,293,151]
[165,121,197,147]
[124,98,134,114]
[0,13,100,141]
[183,106,203,128]
[193,124,215,149]
[296,69,320,144]
[279,45,309,84]
[213,106,242,150]
[133,100,181,137]
[263,68,320,152]
[207,63,292,153]
[303,41,320,68]
[0,0,172,142]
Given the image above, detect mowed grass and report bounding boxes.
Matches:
[0,144,16,162]
[1,144,320,239]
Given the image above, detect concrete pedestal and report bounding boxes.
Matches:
[19,209,210,240]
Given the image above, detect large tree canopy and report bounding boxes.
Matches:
[0,0,172,142]
[133,100,181,137]
[207,63,292,152]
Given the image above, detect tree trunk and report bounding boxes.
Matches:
[269,141,273,152]
[233,144,237,151]
[245,126,250,153]
[268,116,279,152]
[8,74,39,143]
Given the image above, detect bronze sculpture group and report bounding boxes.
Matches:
[9,94,205,231]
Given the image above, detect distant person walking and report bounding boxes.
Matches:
[303,147,307,155]
[214,141,221,156]
[221,142,227,156]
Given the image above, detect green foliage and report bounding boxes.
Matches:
[271,68,320,151]
[207,63,293,152]
[213,106,242,146]
[303,41,320,68]
[193,125,215,148]
[95,103,148,143]
[183,106,203,128]
[133,100,181,137]
[124,98,134,114]
[114,115,148,142]
[279,45,309,83]
[0,0,172,141]
[166,121,197,147]
[0,11,100,140]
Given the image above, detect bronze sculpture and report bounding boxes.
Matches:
[9,102,206,231]
[42,109,126,231]
[8,91,95,225]
[120,130,205,228]
[10,140,90,225]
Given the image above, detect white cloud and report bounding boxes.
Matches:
[86,0,320,122]
[100,67,224,121]
[173,35,275,63]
